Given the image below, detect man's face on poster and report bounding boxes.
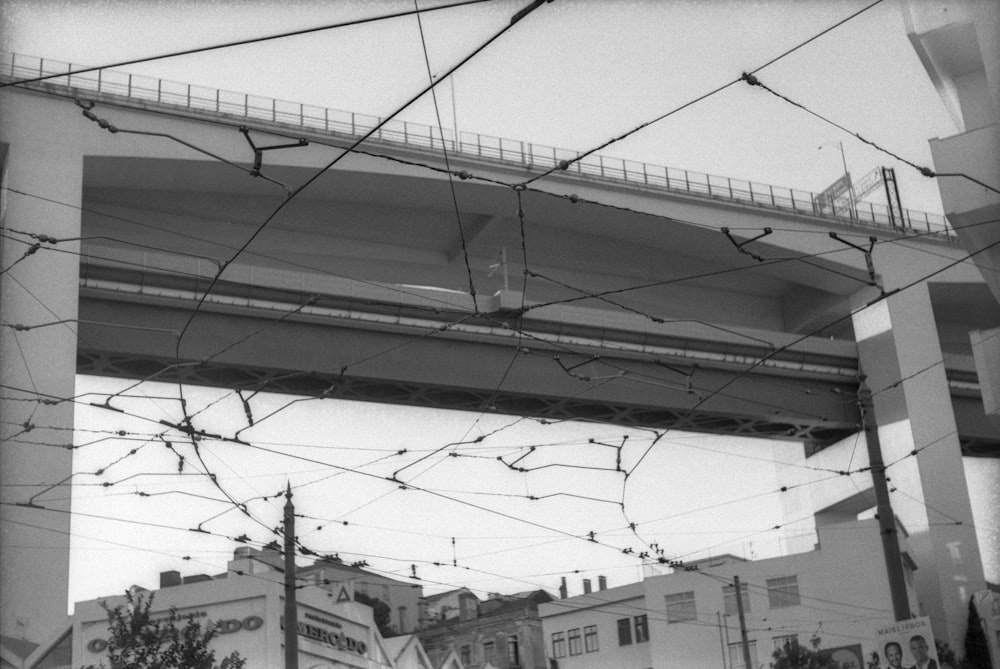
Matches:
[886,643,903,668]
[910,637,929,663]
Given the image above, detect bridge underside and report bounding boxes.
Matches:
[65,146,999,456]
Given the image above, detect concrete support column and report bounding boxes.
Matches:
[851,284,985,647]
[0,98,83,643]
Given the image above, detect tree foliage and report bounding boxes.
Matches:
[353,592,397,638]
[962,596,991,669]
[79,590,245,669]
[771,637,837,669]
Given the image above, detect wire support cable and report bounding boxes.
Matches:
[0,0,494,89]
[522,0,885,185]
[739,72,1000,196]
[173,0,552,353]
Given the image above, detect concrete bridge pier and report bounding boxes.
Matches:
[852,283,985,647]
[0,102,82,643]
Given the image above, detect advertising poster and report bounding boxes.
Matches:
[867,617,941,669]
[821,644,865,669]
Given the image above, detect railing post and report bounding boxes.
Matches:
[769,185,775,207]
[272,98,276,121]
[707,178,713,196]
[39,57,44,78]
[244,93,248,117]
[404,122,408,144]
[157,78,162,102]
[325,108,329,132]
[749,183,755,203]
[97,69,102,91]
[351,112,355,135]
[599,155,605,177]
[791,191,797,211]
[727,177,733,199]
[9,53,15,77]
[643,163,648,185]
[186,84,190,107]
[128,74,132,97]
[216,89,220,112]
[520,141,525,165]
[300,103,304,127]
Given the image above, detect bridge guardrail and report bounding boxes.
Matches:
[1,51,955,242]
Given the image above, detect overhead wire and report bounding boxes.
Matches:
[740,72,1000,197]
[5,1,994,618]
[522,0,886,185]
[0,0,495,89]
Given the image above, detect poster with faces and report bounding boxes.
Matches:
[868,617,941,669]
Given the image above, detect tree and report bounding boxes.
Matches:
[962,596,991,669]
[771,636,837,669]
[353,592,397,638]
[79,590,245,669]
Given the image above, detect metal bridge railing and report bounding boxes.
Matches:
[1,52,956,242]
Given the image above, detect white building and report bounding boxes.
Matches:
[540,516,921,669]
[21,563,433,669]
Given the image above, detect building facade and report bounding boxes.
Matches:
[229,546,424,635]
[418,591,552,669]
[39,575,401,669]
[540,517,921,669]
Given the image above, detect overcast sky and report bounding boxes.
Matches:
[2,0,996,612]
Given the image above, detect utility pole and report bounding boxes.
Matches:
[858,375,912,621]
[284,483,299,669]
[733,575,753,669]
[717,612,729,669]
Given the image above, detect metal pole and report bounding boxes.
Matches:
[450,75,459,149]
[717,612,729,669]
[858,376,912,621]
[284,483,299,669]
[838,141,858,220]
[501,247,509,293]
[733,576,753,669]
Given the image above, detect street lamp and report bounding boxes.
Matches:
[818,140,857,219]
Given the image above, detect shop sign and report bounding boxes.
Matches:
[281,617,368,656]
[87,615,263,653]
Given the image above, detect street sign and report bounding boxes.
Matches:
[814,173,853,212]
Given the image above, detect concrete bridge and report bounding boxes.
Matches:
[1,53,996,649]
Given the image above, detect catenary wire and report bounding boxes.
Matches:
[0,0,495,89]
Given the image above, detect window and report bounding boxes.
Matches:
[483,640,495,661]
[634,614,649,643]
[617,618,632,646]
[665,591,696,623]
[568,628,582,655]
[584,625,598,652]
[723,582,750,615]
[551,632,566,658]
[507,635,520,666]
[773,635,798,651]
[728,641,758,669]
[460,645,471,665]
[767,575,800,608]
[398,605,407,631]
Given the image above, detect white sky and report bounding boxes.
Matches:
[1,0,997,610]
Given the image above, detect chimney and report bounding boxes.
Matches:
[459,592,478,621]
[583,579,592,594]
[160,570,181,588]
[598,575,607,591]
[559,577,568,599]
